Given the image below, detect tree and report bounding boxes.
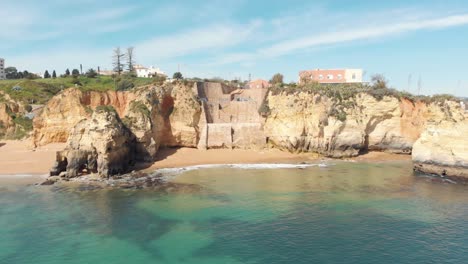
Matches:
[112,47,125,75]
[86,68,98,78]
[5,67,18,79]
[65,69,70,76]
[371,74,388,89]
[173,72,183,80]
[71,69,80,77]
[270,73,284,85]
[80,64,83,75]
[52,70,57,78]
[126,47,135,72]
[44,70,51,79]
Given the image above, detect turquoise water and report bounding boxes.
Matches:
[1,161,468,263]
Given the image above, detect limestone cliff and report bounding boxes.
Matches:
[412,100,467,179]
[33,83,202,160]
[264,92,464,158]
[0,91,30,139]
[50,109,135,178]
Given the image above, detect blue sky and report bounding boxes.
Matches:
[2,0,468,96]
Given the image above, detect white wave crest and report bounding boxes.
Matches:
[149,163,329,180]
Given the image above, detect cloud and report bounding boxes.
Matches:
[135,20,262,62]
[260,14,468,57]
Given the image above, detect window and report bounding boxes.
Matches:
[318,74,324,80]
[352,73,356,79]
[337,74,342,80]
[327,74,334,80]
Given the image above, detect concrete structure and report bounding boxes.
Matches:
[299,69,363,84]
[134,64,165,78]
[0,58,5,80]
[248,79,271,89]
[194,82,268,149]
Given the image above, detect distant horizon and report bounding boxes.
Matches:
[1,0,468,97]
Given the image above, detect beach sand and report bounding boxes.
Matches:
[0,140,411,185]
[0,140,65,174]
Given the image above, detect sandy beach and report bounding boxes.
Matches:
[0,139,411,185]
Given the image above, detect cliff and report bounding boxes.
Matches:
[33,84,201,160]
[33,83,467,180]
[50,109,135,178]
[412,101,467,179]
[263,92,435,157]
[0,91,30,139]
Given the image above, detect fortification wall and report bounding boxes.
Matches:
[197,123,266,149]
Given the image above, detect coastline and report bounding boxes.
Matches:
[0,140,411,186]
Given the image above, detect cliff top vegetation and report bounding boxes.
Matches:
[270,81,459,104]
[0,76,154,105]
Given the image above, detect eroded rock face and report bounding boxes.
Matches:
[264,92,464,158]
[159,83,202,147]
[50,109,135,178]
[33,84,203,160]
[0,91,25,138]
[412,115,468,180]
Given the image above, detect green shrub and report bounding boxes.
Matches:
[258,101,271,116]
[116,78,135,91]
[95,105,117,113]
[130,101,150,117]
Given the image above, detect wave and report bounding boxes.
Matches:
[149,163,330,180]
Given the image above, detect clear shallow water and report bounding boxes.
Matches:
[1,161,468,264]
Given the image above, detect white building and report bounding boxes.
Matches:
[0,58,5,80]
[134,64,165,78]
[299,69,363,84]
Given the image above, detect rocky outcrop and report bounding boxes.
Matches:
[32,89,90,145]
[159,83,202,147]
[50,109,136,178]
[412,120,468,179]
[33,83,202,160]
[0,102,16,137]
[412,100,468,180]
[264,92,465,158]
[0,91,28,139]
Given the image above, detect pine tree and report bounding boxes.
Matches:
[112,47,125,75]
[52,70,57,78]
[44,70,51,79]
[127,47,135,72]
[65,69,70,76]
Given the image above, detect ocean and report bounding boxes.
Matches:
[1,161,467,263]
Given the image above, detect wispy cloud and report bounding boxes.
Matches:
[260,14,468,57]
[135,20,262,61]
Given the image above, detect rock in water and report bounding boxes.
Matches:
[50,108,136,178]
[412,120,468,180]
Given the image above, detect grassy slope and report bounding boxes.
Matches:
[0,76,154,105]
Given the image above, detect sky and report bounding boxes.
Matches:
[1,0,468,96]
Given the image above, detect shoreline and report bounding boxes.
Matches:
[0,140,411,185]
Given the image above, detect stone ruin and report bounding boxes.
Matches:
[193,82,268,149]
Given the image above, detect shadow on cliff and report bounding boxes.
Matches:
[0,142,5,148]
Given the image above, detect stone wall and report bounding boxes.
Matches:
[198,123,266,149]
[194,82,268,149]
